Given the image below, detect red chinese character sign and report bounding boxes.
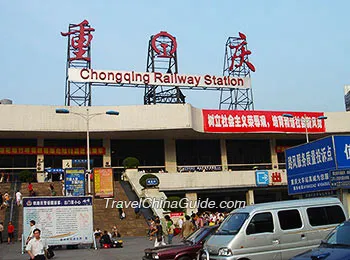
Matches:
[229,32,255,72]
[220,32,255,110]
[203,110,326,133]
[61,20,95,61]
[151,31,177,58]
[271,172,282,183]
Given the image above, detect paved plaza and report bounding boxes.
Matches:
[0,236,183,260]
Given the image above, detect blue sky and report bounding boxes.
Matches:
[1,1,349,112]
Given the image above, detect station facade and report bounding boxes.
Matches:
[1,103,349,212]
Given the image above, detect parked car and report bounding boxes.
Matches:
[290,219,350,260]
[200,197,347,260]
[143,225,218,260]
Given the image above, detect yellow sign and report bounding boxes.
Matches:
[94,168,114,198]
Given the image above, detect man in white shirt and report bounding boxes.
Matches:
[15,190,22,206]
[26,228,48,260]
[26,220,36,244]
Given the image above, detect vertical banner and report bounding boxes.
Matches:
[23,196,93,246]
[65,168,86,196]
[94,168,114,198]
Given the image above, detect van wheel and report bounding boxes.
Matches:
[238,258,250,260]
[177,256,191,260]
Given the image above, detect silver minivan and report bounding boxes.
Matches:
[200,197,348,260]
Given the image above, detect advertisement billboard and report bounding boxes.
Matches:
[94,168,114,198]
[23,196,93,246]
[203,110,326,133]
[65,168,86,196]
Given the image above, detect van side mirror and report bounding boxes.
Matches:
[246,223,255,235]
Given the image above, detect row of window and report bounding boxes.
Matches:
[0,139,303,168]
[247,205,345,235]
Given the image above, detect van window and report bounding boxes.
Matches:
[307,205,345,227]
[246,212,274,235]
[278,209,302,230]
[216,213,248,235]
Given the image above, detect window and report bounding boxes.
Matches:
[307,206,345,227]
[246,212,274,235]
[217,213,249,235]
[278,209,302,230]
[326,223,350,246]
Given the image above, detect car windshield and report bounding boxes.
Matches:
[216,213,249,235]
[185,228,212,244]
[324,222,350,247]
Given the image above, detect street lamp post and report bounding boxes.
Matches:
[282,113,327,143]
[56,108,119,194]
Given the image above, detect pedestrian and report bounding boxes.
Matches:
[181,215,195,240]
[0,192,3,209]
[7,221,15,244]
[26,220,36,244]
[3,192,10,207]
[165,215,175,244]
[134,204,141,219]
[0,221,3,243]
[26,228,48,260]
[148,218,155,241]
[118,207,126,220]
[49,184,56,196]
[151,219,166,247]
[16,190,22,206]
[61,181,65,196]
[28,182,33,196]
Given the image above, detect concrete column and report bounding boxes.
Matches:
[36,138,45,182]
[164,139,177,173]
[270,138,279,169]
[220,139,228,171]
[185,192,198,216]
[246,189,255,205]
[103,138,111,167]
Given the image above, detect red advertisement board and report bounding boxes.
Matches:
[0,147,105,155]
[203,110,326,133]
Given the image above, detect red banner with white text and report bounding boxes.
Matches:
[202,110,326,133]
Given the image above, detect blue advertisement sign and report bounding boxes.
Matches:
[65,168,86,196]
[285,136,336,176]
[286,135,350,195]
[255,170,269,186]
[333,136,350,169]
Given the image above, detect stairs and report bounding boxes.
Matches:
[119,180,154,220]
[3,180,148,239]
[18,181,63,240]
[93,181,148,237]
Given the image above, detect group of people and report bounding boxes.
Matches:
[147,211,228,247]
[0,190,22,208]
[0,172,12,183]
[25,220,50,260]
[94,225,122,248]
